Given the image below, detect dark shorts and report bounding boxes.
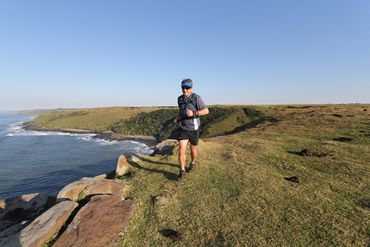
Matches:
[178,128,200,145]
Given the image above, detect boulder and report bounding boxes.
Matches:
[128,153,146,164]
[57,177,95,202]
[54,195,136,247]
[1,200,78,247]
[115,154,132,177]
[57,177,125,202]
[0,193,49,232]
[85,179,124,199]
[154,139,178,155]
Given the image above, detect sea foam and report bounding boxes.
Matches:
[6,120,154,154]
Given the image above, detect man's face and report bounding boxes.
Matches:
[182,86,192,97]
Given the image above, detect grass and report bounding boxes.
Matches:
[110,104,369,246]
[32,107,160,131]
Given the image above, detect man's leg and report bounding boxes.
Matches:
[178,140,189,171]
[190,143,198,165]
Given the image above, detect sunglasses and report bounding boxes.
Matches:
[181,86,192,90]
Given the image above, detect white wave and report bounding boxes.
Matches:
[6,120,154,154]
[80,137,119,145]
[6,121,98,139]
[124,140,154,155]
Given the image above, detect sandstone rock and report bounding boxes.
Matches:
[54,195,136,247]
[128,153,146,164]
[85,179,124,199]
[115,154,132,177]
[0,193,49,232]
[154,139,178,155]
[1,200,78,247]
[57,177,95,202]
[94,173,107,180]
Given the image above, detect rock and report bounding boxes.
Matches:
[1,200,78,247]
[57,177,125,202]
[0,193,49,232]
[154,139,178,155]
[115,154,132,177]
[151,195,168,206]
[93,173,107,180]
[54,195,136,247]
[57,178,95,202]
[85,179,124,199]
[127,153,146,164]
[96,131,114,140]
[0,220,29,238]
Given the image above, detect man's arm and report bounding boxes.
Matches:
[186,107,209,117]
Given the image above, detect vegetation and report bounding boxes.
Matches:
[110,106,273,141]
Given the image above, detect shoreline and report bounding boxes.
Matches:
[22,121,158,147]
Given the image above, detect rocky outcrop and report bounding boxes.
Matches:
[0,200,78,247]
[153,139,178,155]
[54,195,136,247]
[85,179,124,199]
[57,177,95,202]
[57,177,125,202]
[0,193,50,232]
[115,154,132,177]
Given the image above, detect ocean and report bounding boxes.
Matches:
[0,113,153,199]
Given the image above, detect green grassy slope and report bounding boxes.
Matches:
[109,106,274,141]
[112,104,370,246]
[32,107,159,131]
[32,105,275,141]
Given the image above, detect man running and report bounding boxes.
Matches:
[176,78,209,179]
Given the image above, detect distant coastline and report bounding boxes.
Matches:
[22,121,158,147]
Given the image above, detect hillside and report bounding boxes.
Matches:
[31,107,161,132]
[112,104,369,246]
[31,105,277,142]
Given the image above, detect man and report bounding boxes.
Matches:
[176,78,209,179]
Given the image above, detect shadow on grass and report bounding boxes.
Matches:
[129,154,178,181]
[287,149,329,157]
[159,228,182,242]
[223,116,279,136]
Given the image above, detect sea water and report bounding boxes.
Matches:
[0,112,153,199]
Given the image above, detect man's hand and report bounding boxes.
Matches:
[186,109,194,117]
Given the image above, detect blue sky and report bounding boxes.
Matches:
[0,0,369,111]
